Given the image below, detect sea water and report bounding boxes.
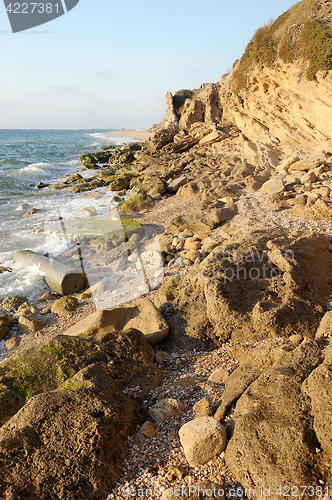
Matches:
[0,129,131,301]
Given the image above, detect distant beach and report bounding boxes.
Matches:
[106,129,151,142]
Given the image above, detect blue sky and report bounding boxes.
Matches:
[0,0,297,129]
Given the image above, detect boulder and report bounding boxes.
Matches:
[166,175,187,193]
[208,367,229,385]
[22,208,38,217]
[276,156,300,172]
[184,237,202,250]
[149,398,186,422]
[107,177,130,192]
[0,363,139,499]
[5,336,20,349]
[260,177,285,195]
[199,130,226,147]
[46,217,144,245]
[14,302,38,316]
[50,296,79,317]
[0,314,14,341]
[161,136,199,154]
[301,170,317,184]
[77,206,98,216]
[225,341,323,498]
[17,314,45,333]
[0,295,27,312]
[0,328,163,498]
[315,311,332,340]
[0,266,11,274]
[166,201,238,234]
[201,237,220,253]
[134,420,156,444]
[64,298,169,347]
[179,416,227,467]
[117,190,154,214]
[193,398,213,417]
[79,281,106,300]
[288,159,326,172]
[214,341,289,420]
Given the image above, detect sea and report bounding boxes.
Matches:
[0,129,135,302]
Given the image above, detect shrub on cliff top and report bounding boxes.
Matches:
[173,89,195,111]
[231,0,332,92]
[301,18,332,79]
[232,23,277,93]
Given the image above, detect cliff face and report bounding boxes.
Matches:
[220,60,332,145]
[148,0,332,150]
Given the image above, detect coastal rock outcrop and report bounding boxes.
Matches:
[0,329,162,499]
[155,230,332,350]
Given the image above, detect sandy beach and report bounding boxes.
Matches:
[106,129,152,142]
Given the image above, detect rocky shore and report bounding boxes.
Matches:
[3,0,332,498]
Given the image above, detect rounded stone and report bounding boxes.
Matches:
[208,367,229,384]
[149,398,186,422]
[179,416,227,467]
[184,237,202,251]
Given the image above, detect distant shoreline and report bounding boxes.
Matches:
[106,129,151,142]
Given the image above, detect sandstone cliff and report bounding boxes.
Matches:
[147,0,332,150]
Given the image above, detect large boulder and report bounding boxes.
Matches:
[0,365,138,500]
[64,298,169,347]
[0,329,162,499]
[225,341,323,499]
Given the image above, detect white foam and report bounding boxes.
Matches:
[19,163,49,175]
[34,234,73,257]
[0,261,48,301]
[86,132,126,146]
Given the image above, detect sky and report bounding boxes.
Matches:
[0,0,298,130]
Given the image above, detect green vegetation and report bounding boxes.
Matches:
[118,193,154,213]
[3,339,79,400]
[173,89,194,110]
[55,381,90,393]
[0,295,27,312]
[232,23,277,93]
[164,275,181,301]
[301,18,332,79]
[279,39,296,63]
[231,0,332,92]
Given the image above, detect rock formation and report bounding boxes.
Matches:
[0,330,162,499]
